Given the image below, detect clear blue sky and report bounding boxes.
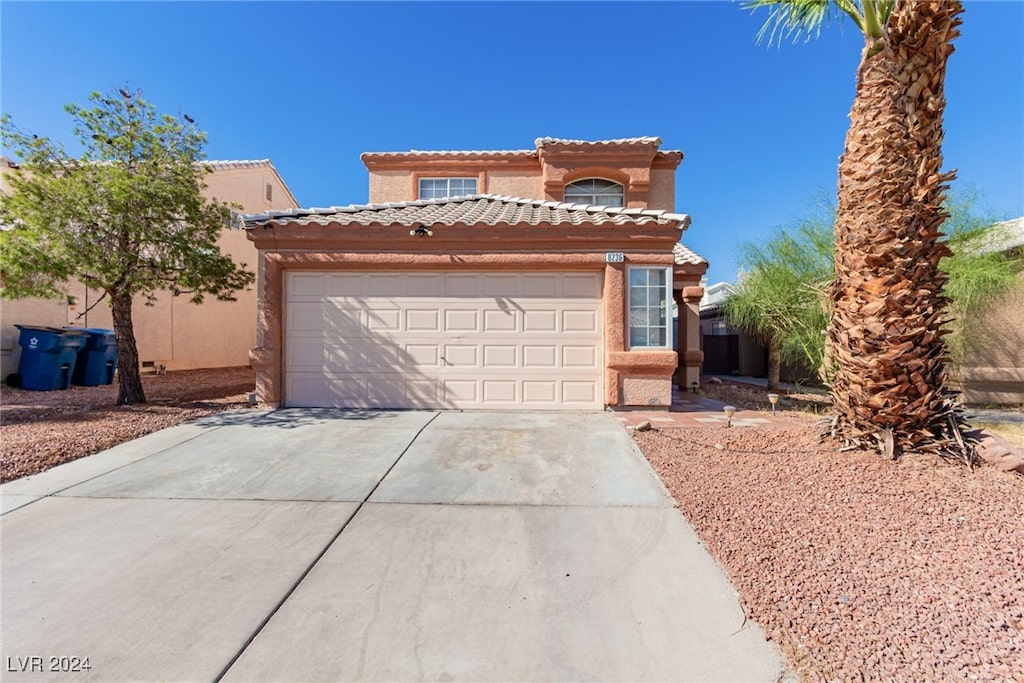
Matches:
[2,1,1021,284]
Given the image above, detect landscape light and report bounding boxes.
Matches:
[767,393,779,416]
[723,405,736,427]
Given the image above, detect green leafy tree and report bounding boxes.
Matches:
[748,0,969,460]
[1,87,254,405]
[723,213,833,391]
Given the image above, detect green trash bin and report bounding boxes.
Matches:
[14,325,87,391]
[68,327,118,386]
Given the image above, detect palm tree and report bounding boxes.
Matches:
[748,0,971,462]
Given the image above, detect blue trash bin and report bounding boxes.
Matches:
[15,325,87,391]
[67,327,118,386]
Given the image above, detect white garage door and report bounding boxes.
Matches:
[284,272,604,410]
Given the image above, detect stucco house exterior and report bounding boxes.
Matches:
[242,137,708,410]
[0,159,299,378]
[955,217,1024,404]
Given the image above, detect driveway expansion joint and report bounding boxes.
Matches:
[211,410,442,683]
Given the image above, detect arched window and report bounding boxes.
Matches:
[564,178,625,207]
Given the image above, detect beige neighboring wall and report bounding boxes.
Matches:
[956,272,1024,404]
[1,160,299,378]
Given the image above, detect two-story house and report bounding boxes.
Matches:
[243,137,707,410]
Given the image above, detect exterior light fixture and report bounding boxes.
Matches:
[723,405,736,427]
[409,225,433,237]
[767,393,780,416]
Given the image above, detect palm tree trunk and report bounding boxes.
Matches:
[828,0,966,457]
[110,290,147,405]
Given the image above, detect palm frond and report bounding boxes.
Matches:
[745,0,897,44]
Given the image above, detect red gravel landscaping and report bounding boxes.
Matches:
[635,422,1023,682]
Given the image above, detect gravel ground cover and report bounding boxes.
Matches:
[636,420,1024,682]
[1,367,254,483]
[5,367,1022,680]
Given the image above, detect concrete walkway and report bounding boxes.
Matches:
[1,409,786,682]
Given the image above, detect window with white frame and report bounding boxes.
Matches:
[564,178,625,206]
[628,267,672,348]
[419,177,477,199]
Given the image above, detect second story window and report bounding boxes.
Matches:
[419,177,478,199]
[564,178,625,207]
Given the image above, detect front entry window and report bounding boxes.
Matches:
[628,267,671,348]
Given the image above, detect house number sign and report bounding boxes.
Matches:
[605,252,625,263]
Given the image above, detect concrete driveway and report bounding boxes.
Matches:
[2,410,785,682]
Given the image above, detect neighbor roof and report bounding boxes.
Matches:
[242,194,693,230]
[361,137,681,162]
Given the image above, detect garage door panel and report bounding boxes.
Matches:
[289,273,326,298]
[562,309,598,333]
[483,275,518,297]
[287,338,326,371]
[406,309,440,332]
[366,274,404,296]
[444,309,479,332]
[326,273,365,297]
[563,381,598,403]
[523,345,557,368]
[562,273,602,298]
[483,345,517,367]
[444,275,479,297]
[483,309,517,332]
[523,310,557,333]
[563,345,598,368]
[405,344,441,368]
[442,345,478,368]
[523,275,559,297]
[366,309,401,331]
[444,379,478,402]
[483,380,517,403]
[285,272,603,410]
[523,381,557,403]
[407,274,445,296]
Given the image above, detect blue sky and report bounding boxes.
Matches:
[2,1,1021,284]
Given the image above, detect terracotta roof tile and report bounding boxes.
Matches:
[673,242,707,266]
[535,136,663,147]
[202,159,275,170]
[242,194,694,230]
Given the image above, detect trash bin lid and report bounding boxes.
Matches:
[15,324,66,334]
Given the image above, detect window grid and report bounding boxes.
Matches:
[627,267,671,349]
[419,177,478,199]
[564,178,625,207]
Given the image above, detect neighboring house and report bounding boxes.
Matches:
[699,281,767,377]
[0,159,300,379]
[699,280,816,384]
[956,216,1024,404]
[242,137,708,410]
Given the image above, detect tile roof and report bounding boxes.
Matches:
[361,137,678,160]
[242,194,693,230]
[201,159,276,170]
[535,136,663,147]
[673,242,707,266]
[361,149,535,159]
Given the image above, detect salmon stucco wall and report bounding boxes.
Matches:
[485,172,543,201]
[649,169,676,212]
[247,221,682,409]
